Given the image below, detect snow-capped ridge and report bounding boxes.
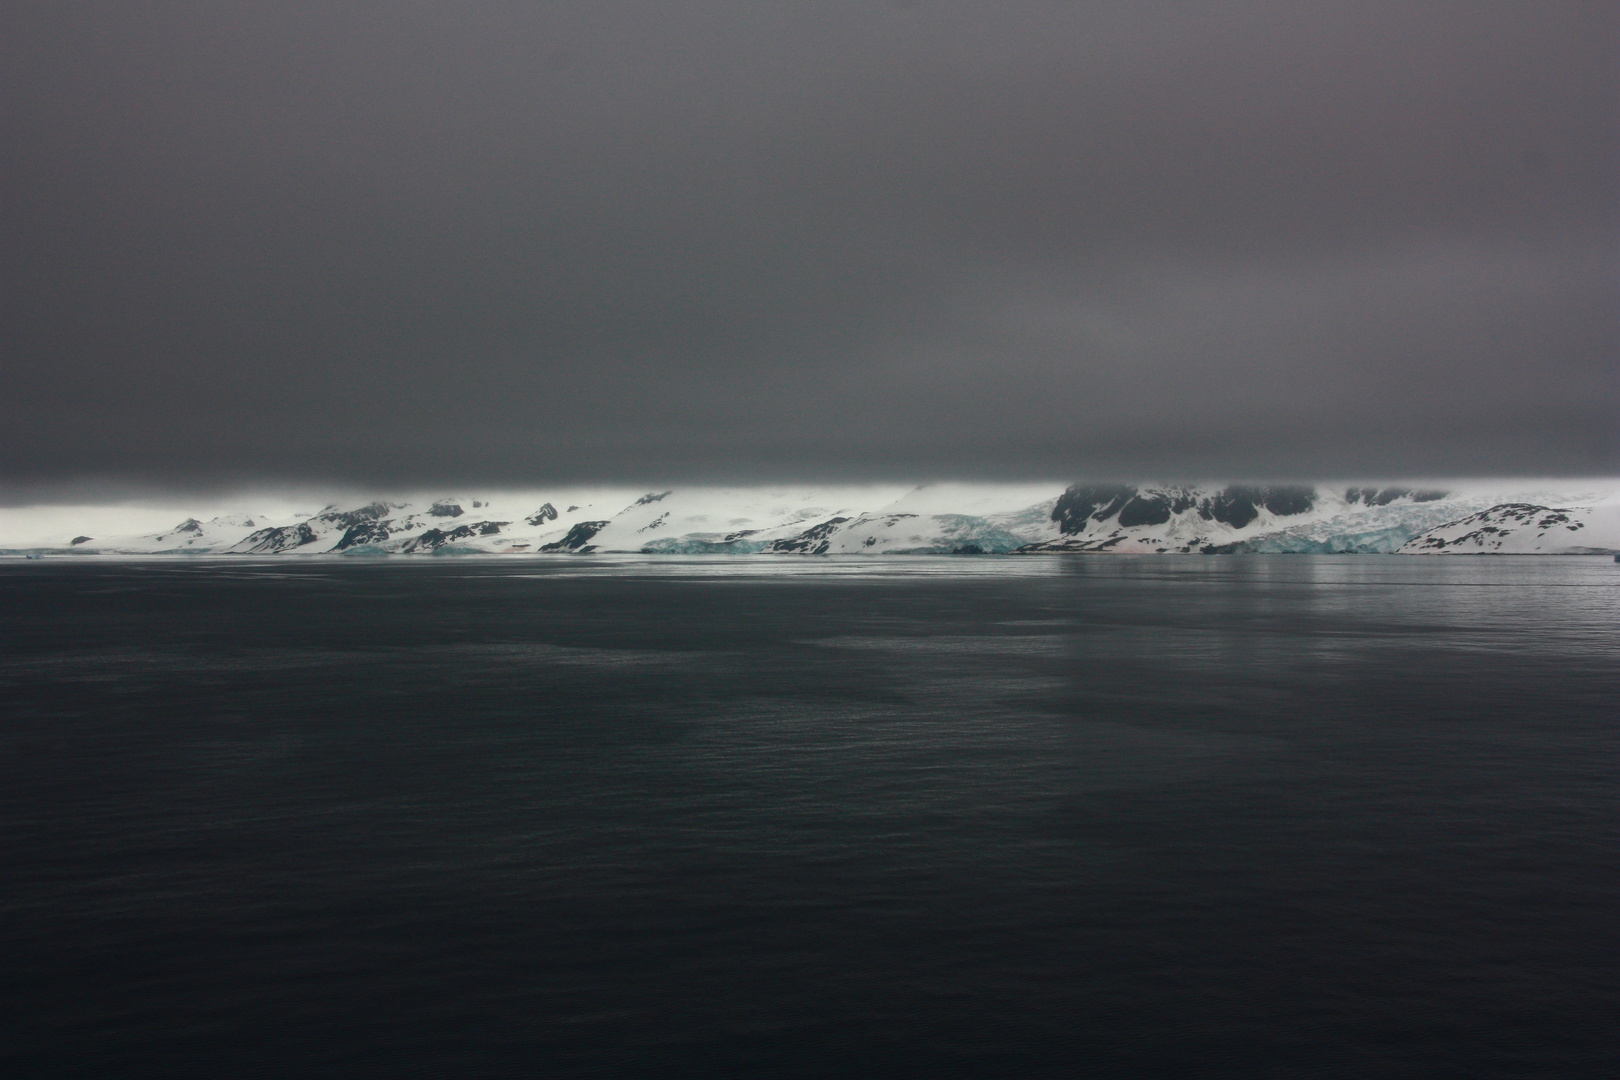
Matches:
[1345,486,1448,506]
[1400,502,1620,554]
[5,481,1616,557]
[1020,483,1324,553]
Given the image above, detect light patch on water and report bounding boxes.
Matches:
[806,635,1068,656]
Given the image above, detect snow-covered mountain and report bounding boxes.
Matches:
[1399,501,1620,554]
[3,481,1617,557]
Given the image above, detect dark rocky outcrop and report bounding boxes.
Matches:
[1203,488,1262,527]
[1117,494,1173,528]
[526,503,559,526]
[1345,486,1447,507]
[1051,485,1137,534]
[1405,504,1574,552]
[402,523,499,551]
[233,523,319,554]
[634,491,672,506]
[335,520,393,549]
[541,520,610,552]
[70,536,93,545]
[397,520,508,549]
[762,518,850,554]
[403,528,452,551]
[1261,486,1316,516]
[1202,486,1316,528]
[429,501,464,518]
[1052,484,1315,534]
[317,502,393,530]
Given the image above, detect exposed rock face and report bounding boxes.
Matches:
[398,520,511,550]
[232,523,319,554]
[402,526,464,551]
[751,511,1030,555]
[1346,486,1449,506]
[1400,503,1615,554]
[762,518,851,554]
[317,502,394,529]
[1021,484,1338,553]
[1204,486,1316,528]
[29,483,1614,559]
[402,527,453,552]
[1204,489,1261,528]
[335,520,394,550]
[1117,494,1173,528]
[1051,486,1137,534]
[1256,486,1315,516]
[1048,483,1315,536]
[541,520,610,553]
[1407,504,1565,550]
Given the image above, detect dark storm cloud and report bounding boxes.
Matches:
[2,1,1615,495]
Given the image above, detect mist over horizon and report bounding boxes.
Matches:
[7,473,1620,517]
[4,10,1619,1069]
[3,3,1615,494]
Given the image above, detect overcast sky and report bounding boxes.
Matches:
[2,2,1615,498]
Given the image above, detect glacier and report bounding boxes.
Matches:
[2,481,1617,558]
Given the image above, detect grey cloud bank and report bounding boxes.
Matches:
[2,2,1615,498]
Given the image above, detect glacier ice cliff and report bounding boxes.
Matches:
[4,482,1617,557]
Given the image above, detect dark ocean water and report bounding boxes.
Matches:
[1,555,1616,1078]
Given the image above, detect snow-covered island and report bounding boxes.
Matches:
[3,481,1618,557]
